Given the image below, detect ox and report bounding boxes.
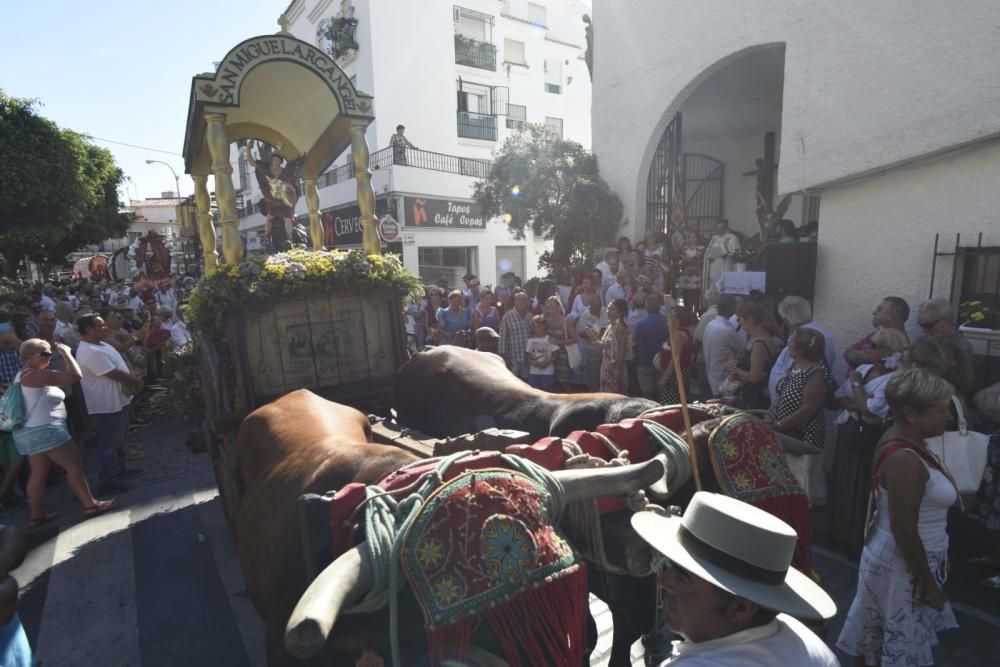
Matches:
[393,345,815,667]
[236,388,664,666]
[394,346,658,439]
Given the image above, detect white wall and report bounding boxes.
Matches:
[592,0,1000,240]
[814,140,1000,378]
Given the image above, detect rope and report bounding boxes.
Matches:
[345,451,566,667]
[638,415,693,493]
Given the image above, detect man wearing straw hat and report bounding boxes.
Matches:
[632,492,838,665]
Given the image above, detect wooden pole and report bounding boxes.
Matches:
[667,310,701,490]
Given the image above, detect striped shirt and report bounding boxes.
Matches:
[499,308,533,365]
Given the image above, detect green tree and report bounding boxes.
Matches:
[473,124,623,283]
[0,92,130,276]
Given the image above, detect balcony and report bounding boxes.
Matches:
[457,111,498,141]
[454,35,496,71]
[317,146,490,189]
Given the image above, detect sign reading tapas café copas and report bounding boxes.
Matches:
[404,197,486,229]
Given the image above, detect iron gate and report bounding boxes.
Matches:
[645,112,682,235]
[683,153,724,235]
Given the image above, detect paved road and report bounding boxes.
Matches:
[7,418,1000,665]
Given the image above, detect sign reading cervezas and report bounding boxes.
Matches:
[404,197,486,229]
[204,36,367,112]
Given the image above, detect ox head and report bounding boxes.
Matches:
[284,456,664,659]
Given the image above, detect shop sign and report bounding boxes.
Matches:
[404,196,485,229]
[321,199,391,246]
[378,215,401,242]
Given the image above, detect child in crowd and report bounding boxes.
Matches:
[525,315,559,390]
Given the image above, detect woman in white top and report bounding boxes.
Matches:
[837,369,959,666]
[15,339,113,528]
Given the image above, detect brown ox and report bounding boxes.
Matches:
[395,346,658,439]
[236,388,664,666]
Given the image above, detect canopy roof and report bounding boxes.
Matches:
[182,32,375,178]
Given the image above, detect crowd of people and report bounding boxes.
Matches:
[403,222,1000,665]
[0,277,194,513]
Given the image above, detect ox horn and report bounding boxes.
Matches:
[552,455,666,505]
[285,543,373,658]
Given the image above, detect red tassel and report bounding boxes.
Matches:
[752,495,816,579]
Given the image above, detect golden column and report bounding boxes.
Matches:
[192,174,219,276]
[304,179,324,249]
[204,112,243,265]
[350,123,380,255]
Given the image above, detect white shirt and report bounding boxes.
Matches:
[595,260,618,287]
[605,281,629,305]
[767,322,838,398]
[19,374,67,428]
[168,320,193,349]
[833,363,894,424]
[76,340,131,414]
[571,292,599,321]
[660,614,838,666]
[130,295,145,312]
[154,289,178,312]
[703,315,744,396]
[525,337,559,375]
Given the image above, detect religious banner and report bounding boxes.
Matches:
[403,196,486,229]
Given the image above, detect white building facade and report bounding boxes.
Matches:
[233,0,592,288]
[591,0,1000,369]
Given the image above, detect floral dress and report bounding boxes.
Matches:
[599,322,628,393]
[971,429,1000,531]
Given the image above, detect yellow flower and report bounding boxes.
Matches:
[433,575,462,606]
[972,312,985,321]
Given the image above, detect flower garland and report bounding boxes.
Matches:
[183,248,423,336]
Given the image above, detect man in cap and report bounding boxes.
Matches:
[473,326,499,354]
[632,492,837,665]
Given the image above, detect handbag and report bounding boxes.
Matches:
[0,370,42,432]
[563,321,581,370]
[925,396,989,495]
[0,377,26,432]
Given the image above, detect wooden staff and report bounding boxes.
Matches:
[667,310,702,490]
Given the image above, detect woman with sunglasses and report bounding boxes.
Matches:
[14,339,113,528]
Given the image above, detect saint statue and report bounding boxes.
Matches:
[245,140,306,252]
[702,218,741,290]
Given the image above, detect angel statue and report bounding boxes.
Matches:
[244,140,307,253]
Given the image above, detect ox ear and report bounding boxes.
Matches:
[552,456,666,505]
[285,543,373,658]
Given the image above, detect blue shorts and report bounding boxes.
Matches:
[12,421,73,457]
[528,374,555,390]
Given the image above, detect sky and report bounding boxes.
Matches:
[2,1,284,201]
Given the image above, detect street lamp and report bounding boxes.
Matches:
[145,159,182,199]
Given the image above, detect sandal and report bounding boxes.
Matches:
[83,499,115,517]
[28,512,58,529]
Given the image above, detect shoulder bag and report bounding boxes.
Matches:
[925,395,989,495]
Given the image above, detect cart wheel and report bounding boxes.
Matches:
[206,426,241,539]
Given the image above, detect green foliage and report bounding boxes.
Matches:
[473,124,624,283]
[959,300,1000,330]
[145,350,204,421]
[184,248,424,337]
[0,92,130,272]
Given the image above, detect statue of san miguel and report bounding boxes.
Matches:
[244,140,308,252]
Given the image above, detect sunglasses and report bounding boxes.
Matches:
[917,319,941,330]
[34,351,53,358]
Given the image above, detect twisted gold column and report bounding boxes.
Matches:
[350,124,380,255]
[204,112,243,265]
[304,179,323,249]
[192,174,219,276]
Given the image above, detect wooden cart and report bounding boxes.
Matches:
[197,287,407,534]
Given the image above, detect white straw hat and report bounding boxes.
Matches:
[631,492,836,621]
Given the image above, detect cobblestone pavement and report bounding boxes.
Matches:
[7,417,999,665]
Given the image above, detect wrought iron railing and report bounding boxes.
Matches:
[457,111,498,141]
[454,35,497,70]
[316,146,490,189]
